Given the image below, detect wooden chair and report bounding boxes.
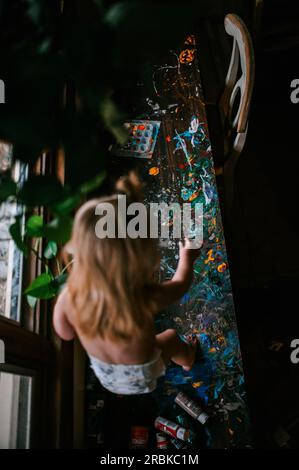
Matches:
[220,14,255,215]
[206,14,255,219]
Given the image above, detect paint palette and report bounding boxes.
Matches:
[112,120,161,159]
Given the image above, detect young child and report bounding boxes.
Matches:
[53,173,200,395]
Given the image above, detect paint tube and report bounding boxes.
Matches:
[156,433,169,449]
[175,392,209,425]
[154,417,190,441]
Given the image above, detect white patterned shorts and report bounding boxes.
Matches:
[89,349,166,395]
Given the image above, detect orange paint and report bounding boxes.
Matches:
[149,167,160,176]
[185,35,196,45]
[192,381,204,389]
[217,262,227,273]
[189,192,199,202]
[165,135,171,142]
[179,49,196,64]
[205,249,215,264]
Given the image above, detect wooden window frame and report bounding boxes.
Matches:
[0,149,74,448]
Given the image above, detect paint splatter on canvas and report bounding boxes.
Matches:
[136,34,251,448]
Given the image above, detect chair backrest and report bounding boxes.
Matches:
[220,14,255,140]
[219,15,255,218]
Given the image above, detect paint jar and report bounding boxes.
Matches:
[175,392,209,425]
[130,426,149,449]
[154,417,190,441]
[156,433,169,449]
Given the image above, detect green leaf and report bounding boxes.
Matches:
[27,295,38,309]
[0,177,17,203]
[18,175,67,207]
[26,0,43,24]
[52,193,81,215]
[79,170,107,195]
[26,215,44,237]
[104,2,197,36]
[44,240,57,259]
[24,272,56,299]
[43,216,73,244]
[9,217,28,256]
[100,97,128,145]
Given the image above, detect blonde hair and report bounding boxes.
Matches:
[67,172,160,342]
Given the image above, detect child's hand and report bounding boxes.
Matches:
[157,238,202,309]
[179,238,203,264]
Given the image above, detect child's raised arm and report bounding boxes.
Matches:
[155,240,202,311]
[53,289,76,341]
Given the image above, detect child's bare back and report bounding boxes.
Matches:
[54,287,157,365]
[54,240,199,392]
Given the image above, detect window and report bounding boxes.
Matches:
[0,368,33,449]
[0,140,73,448]
[0,143,27,322]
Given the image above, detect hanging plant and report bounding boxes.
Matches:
[0,0,204,303]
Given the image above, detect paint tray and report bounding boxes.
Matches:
[112,120,161,159]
